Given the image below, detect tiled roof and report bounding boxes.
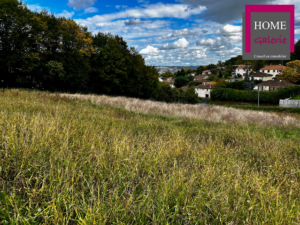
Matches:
[194,75,207,80]
[260,65,286,70]
[237,65,253,69]
[203,70,211,73]
[181,85,189,90]
[252,72,273,77]
[256,80,295,87]
[195,84,215,89]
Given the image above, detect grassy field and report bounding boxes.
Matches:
[1,90,300,224]
[291,95,300,100]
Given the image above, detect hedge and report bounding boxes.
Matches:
[211,85,300,103]
[223,80,262,90]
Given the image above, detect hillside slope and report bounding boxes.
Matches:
[1,90,300,224]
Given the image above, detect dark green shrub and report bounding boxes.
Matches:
[211,86,300,103]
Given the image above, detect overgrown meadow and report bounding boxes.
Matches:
[1,90,300,224]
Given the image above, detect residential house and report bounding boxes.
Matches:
[202,70,211,75]
[194,75,209,82]
[164,80,175,88]
[166,77,173,81]
[251,72,273,81]
[254,80,295,91]
[188,72,196,76]
[195,84,215,98]
[181,85,189,90]
[259,65,286,77]
[235,65,253,77]
[158,77,164,82]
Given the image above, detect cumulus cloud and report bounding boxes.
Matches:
[68,0,96,10]
[161,38,189,49]
[196,37,234,56]
[140,45,161,55]
[162,29,197,39]
[75,3,206,24]
[125,18,148,26]
[216,24,242,36]
[56,10,75,18]
[84,7,98,13]
[216,24,242,43]
[178,0,270,23]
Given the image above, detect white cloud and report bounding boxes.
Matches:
[162,29,197,39]
[56,10,75,18]
[84,7,98,13]
[140,45,161,55]
[125,18,148,25]
[161,38,189,49]
[68,0,96,10]
[295,29,300,34]
[75,3,206,24]
[217,24,242,36]
[116,5,128,9]
[27,4,49,12]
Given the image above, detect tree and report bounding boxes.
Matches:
[206,64,217,70]
[176,68,186,77]
[217,60,224,66]
[196,66,205,75]
[161,71,174,78]
[243,70,255,91]
[208,74,218,82]
[182,86,200,103]
[280,60,300,84]
[291,40,300,61]
[252,60,263,71]
[218,71,223,79]
[174,76,189,88]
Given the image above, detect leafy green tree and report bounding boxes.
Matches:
[161,71,174,78]
[218,71,223,79]
[208,74,218,82]
[196,66,205,75]
[174,76,189,88]
[182,86,200,104]
[291,40,300,61]
[206,64,217,70]
[280,60,300,84]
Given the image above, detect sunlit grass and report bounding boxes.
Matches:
[1,90,300,224]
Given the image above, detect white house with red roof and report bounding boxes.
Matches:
[235,65,253,77]
[259,65,286,77]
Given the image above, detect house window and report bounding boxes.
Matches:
[268,70,270,72]
[273,70,275,72]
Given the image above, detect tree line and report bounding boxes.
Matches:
[0,0,200,103]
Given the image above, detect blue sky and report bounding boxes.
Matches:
[23,0,300,66]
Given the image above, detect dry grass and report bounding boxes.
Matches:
[59,93,300,127]
[1,90,300,224]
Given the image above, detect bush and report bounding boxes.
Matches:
[188,81,202,87]
[211,85,300,103]
[224,80,263,90]
[174,76,189,88]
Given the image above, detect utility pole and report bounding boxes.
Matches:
[1,80,4,93]
[258,87,260,107]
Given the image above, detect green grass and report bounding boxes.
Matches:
[1,90,300,224]
[290,95,300,100]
